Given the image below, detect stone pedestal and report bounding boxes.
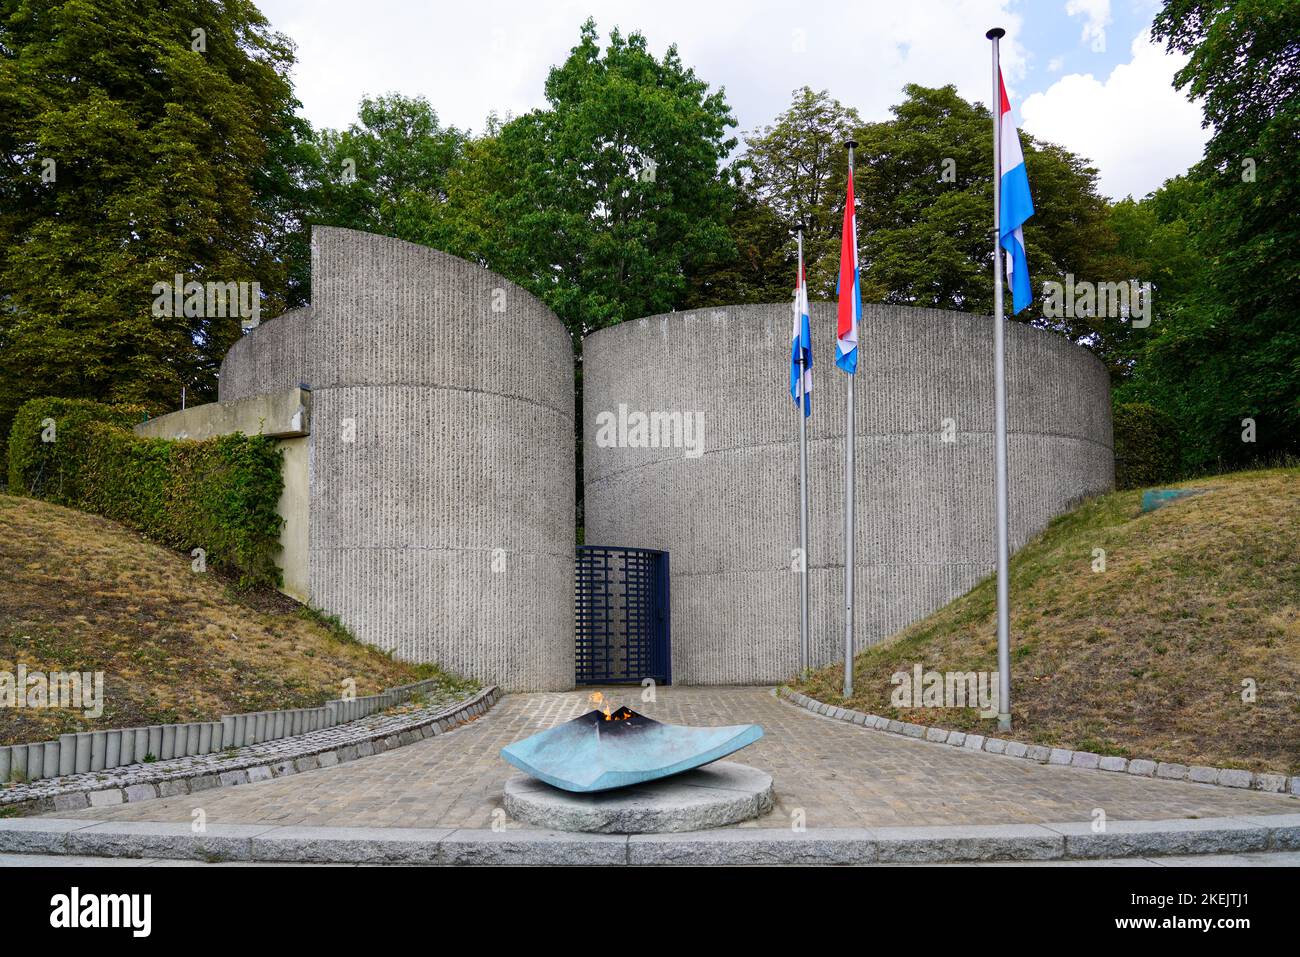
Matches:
[503,762,774,833]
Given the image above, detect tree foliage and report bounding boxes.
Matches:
[737,87,860,299]
[0,0,303,448]
[431,19,738,345]
[3,5,1297,483]
[307,94,467,241]
[1112,400,1183,489]
[740,84,1129,361]
[1119,0,1300,470]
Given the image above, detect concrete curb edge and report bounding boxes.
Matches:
[774,686,1300,799]
[1,812,1297,865]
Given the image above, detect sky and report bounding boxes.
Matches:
[257,0,1208,200]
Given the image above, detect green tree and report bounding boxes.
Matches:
[306,94,468,241]
[438,19,738,345]
[1103,176,1203,379]
[853,85,1121,340]
[0,0,302,446]
[739,84,1130,368]
[1134,0,1300,470]
[740,87,861,298]
[683,181,795,309]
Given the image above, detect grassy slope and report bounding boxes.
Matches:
[0,495,475,746]
[792,468,1300,775]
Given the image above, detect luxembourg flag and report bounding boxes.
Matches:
[997,70,1035,314]
[835,168,861,374]
[790,262,812,415]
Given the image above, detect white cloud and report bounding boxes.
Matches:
[1065,0,1111,53]
[256,1,1197,200]
[258,0,1028,136]
[1020,29,1206,199]
[1047,56,1064,72]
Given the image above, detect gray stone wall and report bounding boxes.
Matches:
[218,307,310,402]
[583,303,1114,685]
[220,228,575,691]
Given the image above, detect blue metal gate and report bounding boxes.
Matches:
[575,546,671,685]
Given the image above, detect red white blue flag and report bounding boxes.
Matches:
[835,168,860,374]
[790,259,812,415]
[997,70,1035,314]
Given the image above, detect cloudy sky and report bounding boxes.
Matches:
[258,0,1207,200]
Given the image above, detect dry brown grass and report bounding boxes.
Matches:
[0,495,474,746]
[792,468,1300,775]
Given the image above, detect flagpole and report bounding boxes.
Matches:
[842,140,857,700]
[797,229,811,676]
[987,27,1012,732]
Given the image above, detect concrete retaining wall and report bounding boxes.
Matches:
[582,303,1114,685]
[0,676,450,786]
[216,227,576,691]
[137,387,310,442]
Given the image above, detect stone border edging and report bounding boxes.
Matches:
[0,675,458,785]
[776,686,1300,798]
[0,687,500,815]
[1,812,1296,865]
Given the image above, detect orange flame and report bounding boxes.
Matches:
[588,691,631,721]
[588,691,612,719]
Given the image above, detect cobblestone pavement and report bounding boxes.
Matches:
[48,686,1297,830]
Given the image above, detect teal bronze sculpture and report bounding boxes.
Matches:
[500,706,763,793]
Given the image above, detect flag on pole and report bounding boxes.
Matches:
[835,168,861,374]
[790,260,812,416]
[996,70,1035,314]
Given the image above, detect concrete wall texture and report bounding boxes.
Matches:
[219,306,311,403]
[219,227,576,691]
[582,303,1114,686]
[212,230,1112,690]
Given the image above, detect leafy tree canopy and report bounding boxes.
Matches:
[0,0,302,445]
[1120,0,1300,470]
[433,18,739,345]
[741,83,1131,366]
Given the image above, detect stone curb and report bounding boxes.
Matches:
[2,813,1297,865]
[0,687,501,815]
[0,675,459,785]
[776,686,1300,799]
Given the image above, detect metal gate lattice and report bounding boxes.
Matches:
[575,546,670,685]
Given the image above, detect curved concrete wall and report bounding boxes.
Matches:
[218,307,310,402]
[221,227,575,691]
[583,303,1113,685]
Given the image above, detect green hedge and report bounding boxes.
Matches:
[1112,400,1183,490]
[7,397,284,588]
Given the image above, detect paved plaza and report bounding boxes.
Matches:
[48,686,1297,831]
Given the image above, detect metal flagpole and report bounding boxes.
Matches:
[987,27,1012,731]
[843,140,857,700]
[797,229,811,675]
